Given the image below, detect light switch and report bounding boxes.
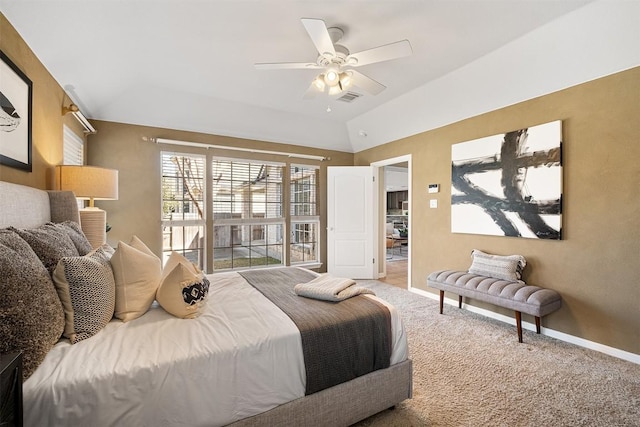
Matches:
[430,199,438,208]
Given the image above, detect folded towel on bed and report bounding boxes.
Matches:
[294,274,375,302]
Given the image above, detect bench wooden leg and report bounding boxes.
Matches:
[439,290,444,314]
[535,316,541,334]
[515,311,523,343]
[458,295,463,309]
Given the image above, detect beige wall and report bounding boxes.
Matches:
[355,66,640,355]
[87,120,354,272]
[0,13,86,187]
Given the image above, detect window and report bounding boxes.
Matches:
[290,165,319,264]
[212,159,284,270]
[161,152,206,269]
[160,153,322,272]
[63,125,84,210]
[63,125,84,165]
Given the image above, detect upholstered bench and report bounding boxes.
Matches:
[427,270,562,343]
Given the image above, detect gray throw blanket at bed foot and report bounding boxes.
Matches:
[239,267,392,395]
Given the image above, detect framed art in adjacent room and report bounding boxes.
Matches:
[0,50,32,172]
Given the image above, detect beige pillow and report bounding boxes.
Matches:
[111,236,162,322]
[52,246,116,343]
[468,249,526,282]
[156,252,210,319]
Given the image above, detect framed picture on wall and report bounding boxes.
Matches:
[451,120,563,240]
[0,50,32,172]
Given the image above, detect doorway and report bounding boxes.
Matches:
[371,155,411,289]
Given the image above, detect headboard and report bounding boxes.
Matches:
[0,181,80,228]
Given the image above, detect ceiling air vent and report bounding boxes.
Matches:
[336,91,363,103]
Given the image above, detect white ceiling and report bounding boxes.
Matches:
[2,1,638,153]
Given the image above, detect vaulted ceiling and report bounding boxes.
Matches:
[2,1,637,153]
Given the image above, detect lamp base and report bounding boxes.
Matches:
[79,208,106,249]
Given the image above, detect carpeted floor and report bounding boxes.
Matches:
[351,280,640,427]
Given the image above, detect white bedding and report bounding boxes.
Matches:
[24,270,408,427]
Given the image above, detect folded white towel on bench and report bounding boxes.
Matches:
[294,274,375,302]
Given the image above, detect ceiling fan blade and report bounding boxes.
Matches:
[301,18,336,58]
[255,62,321,70]
[348,40,412,67]
[350,70,386,95]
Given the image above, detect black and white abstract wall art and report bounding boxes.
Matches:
[451,120,562,240]
[0,49,32,172]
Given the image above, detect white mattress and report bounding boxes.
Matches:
[23,270,408,427]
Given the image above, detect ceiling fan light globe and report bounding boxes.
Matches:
[324,67,340,86]
[313,75,326,91]
[328,85,342,96]
[338,72,353,90]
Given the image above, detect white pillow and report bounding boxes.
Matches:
[111,236,162,322]
[156,251,209,319]
[52,246,116,343]
[468,249,526,282]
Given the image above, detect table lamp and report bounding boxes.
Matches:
[54,165,119,248]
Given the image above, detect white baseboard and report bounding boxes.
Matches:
[409,286,640,365]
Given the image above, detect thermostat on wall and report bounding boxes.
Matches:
[428,184,440,193]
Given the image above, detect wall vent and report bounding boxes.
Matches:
[336,91,363,103]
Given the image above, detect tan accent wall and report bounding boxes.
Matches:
[0,13,86,187]
[87,120,354,272]
[355,66,640,355]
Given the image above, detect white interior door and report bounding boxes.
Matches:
[327,166,376,279]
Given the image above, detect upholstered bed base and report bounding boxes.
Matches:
[231,359,413,427]
[0,181,79,228]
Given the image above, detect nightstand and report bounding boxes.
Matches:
[0,352,23,427]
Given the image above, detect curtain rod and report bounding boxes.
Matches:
[144,137,326,162]
[72,110,97,134]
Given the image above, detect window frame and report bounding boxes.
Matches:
[211,157,286,271]
[160,151,207,270]
[289,164,320,266]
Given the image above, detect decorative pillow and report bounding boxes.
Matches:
[468,249,526,282]
[0,229,65,380]
[156,251,210,319]
[110,236,162,322]
[101,243,115,258]
[11,223,79,275]
[52,246,116,343]
[53,221,93,255]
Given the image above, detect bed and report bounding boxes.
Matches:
[0,180,412,426]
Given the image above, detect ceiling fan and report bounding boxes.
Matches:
[255,18,412,98]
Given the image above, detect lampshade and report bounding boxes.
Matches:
[54,165,118,249]
[54,165,118,206]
